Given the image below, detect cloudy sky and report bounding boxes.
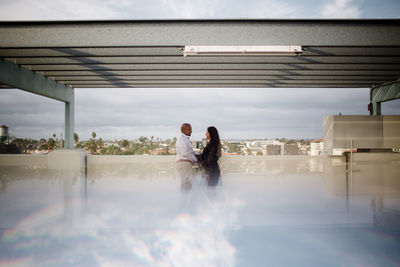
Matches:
[0,0,399,141]
[0,0,399,20]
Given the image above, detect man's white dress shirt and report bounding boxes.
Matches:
[176,133,197,163]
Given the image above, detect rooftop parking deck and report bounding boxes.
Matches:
[0,153,399,266]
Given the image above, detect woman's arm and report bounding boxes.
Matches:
[198,145,209,166]
[206,145,217,164]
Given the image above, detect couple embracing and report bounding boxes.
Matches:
[176,123,221,188]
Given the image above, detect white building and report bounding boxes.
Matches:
[245,139,286,155]
[245,139,283,148]
[310,139,324,156]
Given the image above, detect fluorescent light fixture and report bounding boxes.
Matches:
[183,45,303,56]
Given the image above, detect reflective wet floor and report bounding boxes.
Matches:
[1,154,399,266]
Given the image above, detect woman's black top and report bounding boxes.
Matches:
[199,142,220,186]
[200,142,219,168]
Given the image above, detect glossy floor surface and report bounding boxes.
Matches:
[1,154,400,266]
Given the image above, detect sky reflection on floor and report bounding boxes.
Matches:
[0,155,399,266]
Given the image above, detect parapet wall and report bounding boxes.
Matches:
[323,115,400,155]
[0,149,87,171]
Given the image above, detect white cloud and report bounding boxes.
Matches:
[1,180,239,266]
[0,0,397,21]
[164,0,218,18]
[161,0,298,19]
[0,0,302,20]
[0,0,121,20]
[235,0,297,18]
[321,0,361,18]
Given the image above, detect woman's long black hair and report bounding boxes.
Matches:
[207,126,222,158]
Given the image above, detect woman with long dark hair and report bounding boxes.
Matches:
[197,126,222,187]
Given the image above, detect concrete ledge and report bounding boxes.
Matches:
[47,149,87,171]
[88,155,174,164]
[383,115,400,148]
[0,154,47,166]
[323,115,400,155]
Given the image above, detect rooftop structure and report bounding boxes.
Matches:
[1,19,400,148]
[1,19,400,89]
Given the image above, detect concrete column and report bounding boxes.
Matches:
[64,89,75,149]
[370,101,381,116]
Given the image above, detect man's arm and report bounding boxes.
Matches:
[184,138,198,163]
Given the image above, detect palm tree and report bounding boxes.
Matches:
[92,132,96,140]
[48,137,56,151]
[150,136,154,149]
[88,139,97,155]
[74,133,79,144]
[122,139,130,149]
[164,146,170,155]
[138,136,147,144]
[97,138,104,149]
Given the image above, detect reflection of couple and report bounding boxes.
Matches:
[176,123,221,190]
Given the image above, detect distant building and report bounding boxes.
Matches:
[284,144,299,155]
[239,139,288,155]
[0,143,20,154]
[298,144,310,155]
[245,139,283,149]
[266,145,281,155]
[310,139,324,156]
[104,142,120,148]
[245,141,256,148]
[229,140,245,147]
[191,139,207,153]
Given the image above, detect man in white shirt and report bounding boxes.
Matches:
[176,123,197,191]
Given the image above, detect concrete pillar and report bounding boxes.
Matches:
[64,89,75,149]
